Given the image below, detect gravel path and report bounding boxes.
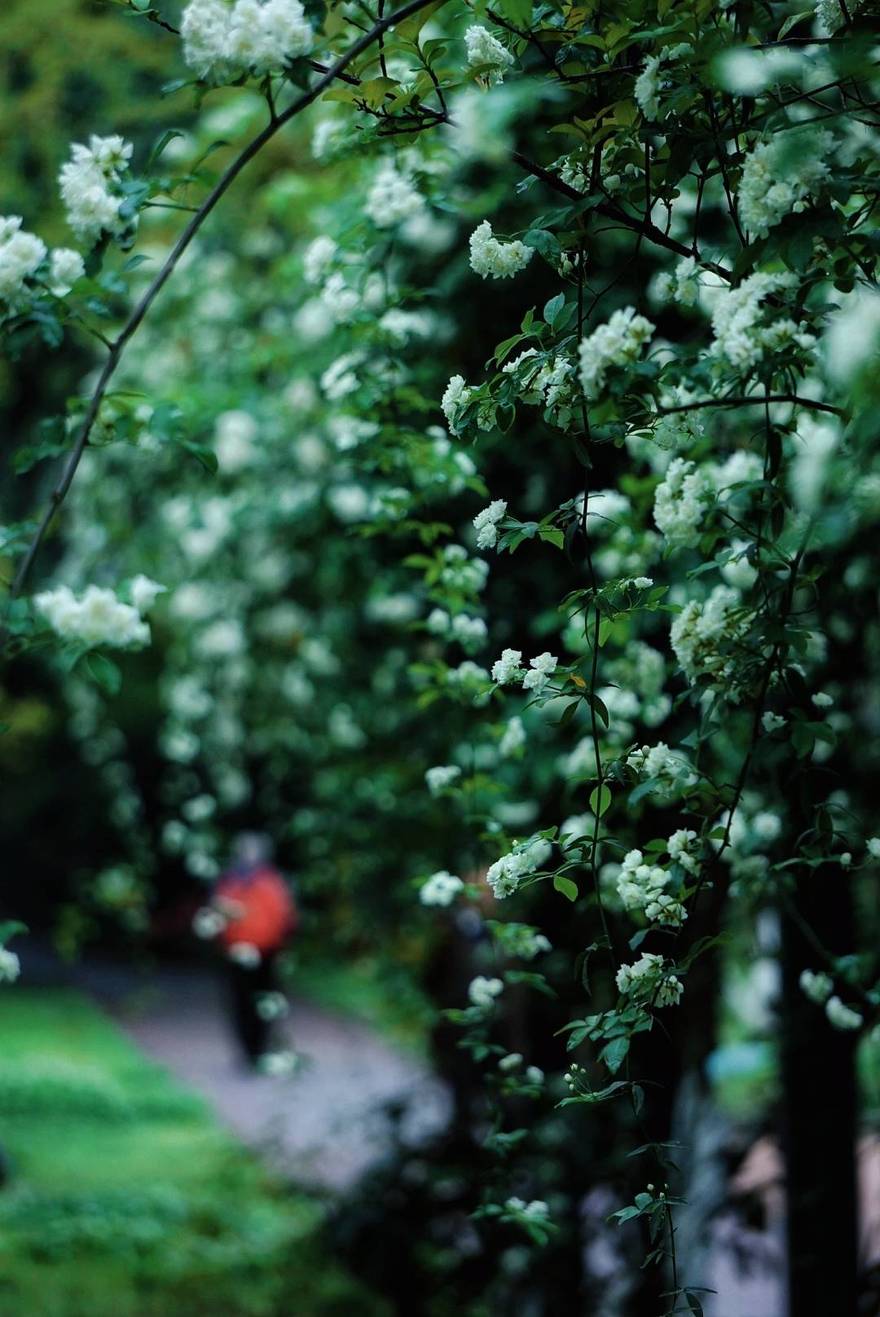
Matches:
[21,947,451,1192]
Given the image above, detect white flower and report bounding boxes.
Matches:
[578,306,655,398]
[473,498,508,549]
[58,135,133,244]
[654,255,701,307]
[738,132,832,239]
[867,837,880,860]
[258,1049,298,1075]
[181,0,313,82]
[34,584,150,650]
[825,287,880,386]
[800,969,833,1004]
[0,218,47,305]
[425,764,461,795]
[485,835,551,898]
[499,1052,522,1071]
[635,54,662,119]
[668,828,700,875]
[468,221,533,280]
[505,1197,549,1219]
[709,271,807,372]
[670,584,746,686]
[762,711,786,733]
[464,25,514,85]
[365,162,424,228]
[419,870,464,906]
[825,995,862,1031]
[0,948,21,984]
[302,234,337,285]
[215,409,258,472]
[193,907,226,939]
[812,691,834,709]
[522,651,558,694]
[129,575,166,613]
[499,715,526,756]
[441,374,471,434]
[48,247,85,296]
[228,941,261,967]
[720,540,758,590]
[492,648,523,684]
[525,1065,544,1084]
[616,849,687,927]
[451,614,488,653]
[615,952,683,1006]
[632,577,653,589]
[653,458,713,548]
[468,975,504,1008]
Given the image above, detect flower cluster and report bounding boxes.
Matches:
[502,350,579,427]
[180,0,314,83]
[578,306,655,398]
[653,458,712,548]
[425,764,462,795]
[710,271,814,372]
[654,256,700,307]
[616,849,687,927]
[58,134,134,244]
[468,974,504,1008]
[469,222,533,280]
[615,953,683,1006]
[492,648,559,695]
[473,499,508,549]
[33,579,163,650]
[670,585,747,686]
[419,869,464,906]
[465,25,514,85]
[738,132,833,239]
[485,835,552,898]
[0,216,47,308]
[365,162,424,229]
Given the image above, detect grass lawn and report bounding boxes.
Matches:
[0,988,388,1317]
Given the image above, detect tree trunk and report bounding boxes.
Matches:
[780,868,859,1316]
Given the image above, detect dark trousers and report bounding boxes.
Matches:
[226,953,279,1062]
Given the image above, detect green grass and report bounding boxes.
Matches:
[0,989,388,1317]
[289,951,433,1057]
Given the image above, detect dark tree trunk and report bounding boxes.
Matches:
[780,866,859,1317]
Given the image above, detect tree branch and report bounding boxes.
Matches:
[4,0,445,622]
[511,151,734,284]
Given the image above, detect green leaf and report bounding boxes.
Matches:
[601,1035,630,1074]
[543,292,565,326]
[589,784,612,817]
[554,875,579,902]
[83,653,122,696]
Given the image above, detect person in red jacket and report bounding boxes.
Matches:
[199,832,298,1066]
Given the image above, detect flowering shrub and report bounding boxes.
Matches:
[2,0,880,1309]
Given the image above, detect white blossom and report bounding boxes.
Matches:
[738,132,832,239]
[48,247,85,296]
[468,975,504,1007]
[130,575,166,613]
[800,968,833,1004]
[0,217,47,306]
[653,458,713,548]
[365,162,424,228]
[227,941,261,967]
[762,711,787,733]
[0,948,21,984]
[522,651,558,694]
[193,907,226,938]
[499,715,526,757]
[473,498,508,549]
[419,870,464,906]
[425,764,461,795]
[469,221,533,280]
[464,25,514,85]
[181,0,313,82]
[616,952,683,1006]
[485,835,551,898]
[34,584,150,650]
[825,995,862,1031]
[441,374,472,434]
[578,306,655,398]
[492,648,523,685]
[670,584,746,686]
[58,135,133,244]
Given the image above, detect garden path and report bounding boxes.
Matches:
[23,947,451,1192]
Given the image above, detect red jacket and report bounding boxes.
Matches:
[216,865,298,954]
